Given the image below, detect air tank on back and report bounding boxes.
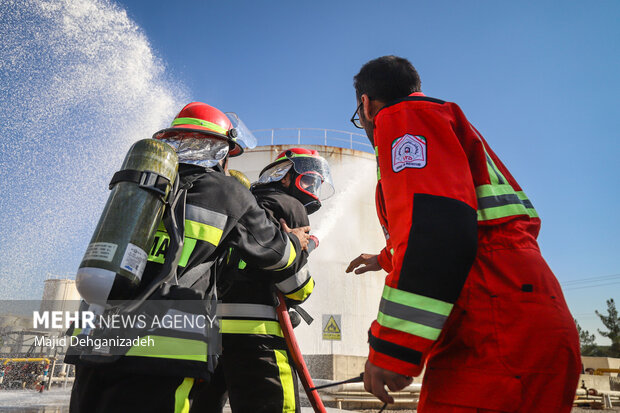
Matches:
[76,139,178,309]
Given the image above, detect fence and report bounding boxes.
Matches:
[251,128,372,153]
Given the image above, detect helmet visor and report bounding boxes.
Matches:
[290,155,334,200]
[160,133,229,167]
[225,112,257,150]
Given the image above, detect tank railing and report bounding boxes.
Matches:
[251,128,372,153]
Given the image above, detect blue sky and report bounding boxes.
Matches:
[0,0,618,343]
[121,0,620,341]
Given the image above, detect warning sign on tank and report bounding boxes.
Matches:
[322,314,341,341]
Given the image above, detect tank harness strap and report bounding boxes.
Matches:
[177,261,215,289]
[290,304,313,325]
[109,169,171,199]
[122,170,212,308]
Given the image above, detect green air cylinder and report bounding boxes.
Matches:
[76,139,178,308]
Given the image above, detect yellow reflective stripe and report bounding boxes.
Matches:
[172,117,228,135]
[125,335,207,362]
[517,191,539,218]
[148,215,224,265]
[274,349,296,413]
[275,240,297,271]
[476,184,538,221]
[471,124,538,220]
[178,238,196,267]
[147,230,197,267]
[174,378,194,413]
[486,157,504,185]
[220,319,283,337]
[476,183,514,198]
[377,312,442,341]
[478,203,535,221]
[148,230,168,264]
[72,328,82,336]
[285,278,314,302]
[382,285,453,316]
[185,219,223,246]
[274,153,316,162]
[479,138,507,186]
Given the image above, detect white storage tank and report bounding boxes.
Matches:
[39,275,81,314]
[229,130,388,358]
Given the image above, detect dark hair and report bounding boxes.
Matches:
[354,55,421,102]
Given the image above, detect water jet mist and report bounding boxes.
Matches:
[0,0,187,299]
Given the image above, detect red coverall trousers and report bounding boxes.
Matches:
[417,225,580,413]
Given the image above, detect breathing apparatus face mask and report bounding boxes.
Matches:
[160,133,230,168]
[288,155,334,214]
[256,153,334,214]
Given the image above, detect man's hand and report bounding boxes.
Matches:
[346,253,381,274]
[363,360,413,404]
[280,218,311,250]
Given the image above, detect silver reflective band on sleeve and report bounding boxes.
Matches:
[476,185,538,221]
[381,225,390,241]
[217,303,278,320]
[477,192,524,210]
[262,238,293,270]
[276,265,311,294]
[185,204,228,229]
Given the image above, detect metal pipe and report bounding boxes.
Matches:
[576,388,620,397]
[312,378,421,394]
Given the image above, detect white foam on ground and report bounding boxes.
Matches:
[0,388,70,409]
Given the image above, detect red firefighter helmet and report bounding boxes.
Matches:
[153,102,256,158]
[256,148,334,214]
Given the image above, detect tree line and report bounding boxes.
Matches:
[575,298,620,357]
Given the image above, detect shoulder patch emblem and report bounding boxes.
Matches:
[391,134,427,172]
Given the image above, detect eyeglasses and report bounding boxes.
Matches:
[350,101,364,129]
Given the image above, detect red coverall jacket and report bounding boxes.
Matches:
[369,93,580,412]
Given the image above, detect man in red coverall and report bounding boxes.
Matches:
[346,56,580,413]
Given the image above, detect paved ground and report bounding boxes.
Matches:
[0,390,616,412]
[344,409,620,413]
[296,407,620,412]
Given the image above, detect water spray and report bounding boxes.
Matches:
[0,0,187,299]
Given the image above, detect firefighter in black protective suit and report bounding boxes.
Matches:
[190,148,334,413]
[67,102,312,413]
